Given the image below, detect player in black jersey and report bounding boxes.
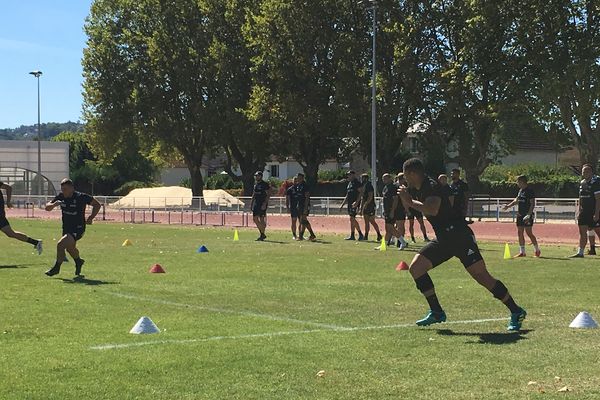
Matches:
[377,173,407,250]
[449,168,470,222]
[570,164,600,257]
[286,177,299,240]
[503,175,540,257]
[294,173,316,241]
[340,171,364,241]
[358,173,382,242]
[44,179,101,277]
[251,171,271,241]
[398,158,526,331]
[394,174,409,249]
[0,181,43,254]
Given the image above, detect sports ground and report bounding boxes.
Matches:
[1,218,599,399]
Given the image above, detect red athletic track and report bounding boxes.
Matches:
[5,208,581,245]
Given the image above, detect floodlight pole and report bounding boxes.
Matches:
[369,1,377,188]
[29,70,43,195]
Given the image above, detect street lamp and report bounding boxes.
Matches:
[29,70,43,195]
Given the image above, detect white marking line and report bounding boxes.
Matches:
[90,317,507,351]
[106,291,348,330]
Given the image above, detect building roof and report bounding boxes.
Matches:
[513,136,556,152]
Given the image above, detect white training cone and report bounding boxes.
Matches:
[569,311,599,329]
[129,316,160,334]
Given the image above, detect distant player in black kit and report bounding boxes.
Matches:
[503,175,541,257]
[407,206,430,243]
[44,179,101,276]
[378,173,407,250]
[0,181,43,254]
[358,173,382,242]
[250,171,270,241]
[340,170,364,241]
[294,173,316,241]
[286,177,299,240]
[394,174,409,249]
[570,164,600,257]
[449,168,470,223]
[398,158,526,331]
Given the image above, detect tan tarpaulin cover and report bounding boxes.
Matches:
[108,187,245,208]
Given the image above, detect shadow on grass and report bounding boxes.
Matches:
[435,328,532,345]
[0,264,29,269]
[58,277,119,286]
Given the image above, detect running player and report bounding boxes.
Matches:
[339,171,364,240]
[44,179,101,276]
[294,173,316,241]
[250,171,270,241]
[502,175,541,257]
[0,181,43,254]
[358,173,382,242]
[397,158,526,331]
[286,177,299,240]
[570,164,600,258]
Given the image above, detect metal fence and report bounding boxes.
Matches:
[9,195,579,225]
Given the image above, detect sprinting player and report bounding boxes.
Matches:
[378,173,407,250]
[0,181,43,254]
[250,171,270,241]
[294,173,316,241]
[502,175,540,257]
[397,158,526,331]
[438,174,448,186]
[358,173,382,242]
[339,170,364,240]
[570,164,600,258]
[450,168,470,222]
[44,179,101,277]
[407,205,430,243]
[286,177,299,240]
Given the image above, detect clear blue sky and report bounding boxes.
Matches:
[0,0,92,129]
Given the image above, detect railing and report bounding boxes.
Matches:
[8,195,580,223]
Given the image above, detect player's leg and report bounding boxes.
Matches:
[350,215,363,240]
[408,217,416,242]
[417,217,429,241]
[571,225,588,257]
[369,215,382,241]
[46,234,74,276]
[1,224,43,254]
[65,236,85,276]
[395,218,407,249]
[302,216,316,240]
[291,216,297,240]
[516,225,526,256]
[363,215,370,240]
[524,226,540,257]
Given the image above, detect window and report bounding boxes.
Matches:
[269,164,279,178]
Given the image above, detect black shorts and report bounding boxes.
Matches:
[408,210,423,220]
[348,205,358,218]
[577,214,600,229]
[253,207,267,217]
[362,206,376,217]
[63,229,85,242]
[516,215,534,227]
[384,213,395,225]
[0,214,9,229]
[289,208,299,218]
[419,227,483,269]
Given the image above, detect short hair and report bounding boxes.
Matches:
[60,178,74,186]
[517,175,528,183]
[296,173,304,178]
[438,174,448,180]
[582,164,593,171]
[361,173,369,179]
[451,168,460,174]
[403,158,425,174]
[397,172,404,178]
[382,173,391,179]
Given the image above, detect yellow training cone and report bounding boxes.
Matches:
[122,239,133,247]
[503,243,511,259]
[233,230,239,242]
[380,238,387,252]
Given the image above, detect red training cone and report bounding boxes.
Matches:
[396,261,409,271]
[149,264,165,273]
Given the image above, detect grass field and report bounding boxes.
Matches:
[1,219,599,399]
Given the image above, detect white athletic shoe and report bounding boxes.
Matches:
[35,240,43,255]
[398,240,408,250]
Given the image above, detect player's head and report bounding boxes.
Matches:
[382,173,392,184]
[396,172,406,185]
[517,175,528,189]
[402,158,425,187]
[438,174,448,186]
[296,173,305,183]
[254,171,263,182]
[451,168,460,181]
[346,170,356,181]
[60,178,75,197]
[360,173,369,183]
[292,176,298,184]
[582,164,593,180]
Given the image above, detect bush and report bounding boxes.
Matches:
[205,174,243,190]
[318,169,348,182]
[480,164,580,197]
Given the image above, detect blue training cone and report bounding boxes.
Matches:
[197,245,209,253]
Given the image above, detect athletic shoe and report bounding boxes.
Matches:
[416,310,447,326]
[292,236,297,241]
[507,308,527,331]
[513,253,526,258]
[411,236,416,243]
[344,236,356,241]
[308,236,316,242]
[256,235,266,241]
[298,236,304,241]
[357,233,366,241]
[398,241,408,250]
[534,249,541,257]
[376,234,383,242]
[587,249,596,255]
[424,237,430,242]
[569,253,584,258]
[374,245,383,251]
[45,265,61,276]
[35,240,43,255]
[74,258,85,276]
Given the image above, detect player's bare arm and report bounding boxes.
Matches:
[86,198,102,224]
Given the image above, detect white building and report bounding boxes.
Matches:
[0,140,69,195]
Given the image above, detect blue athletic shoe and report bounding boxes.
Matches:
[508,308,527,331]
[357,233,366,241]
[416,310,447,326]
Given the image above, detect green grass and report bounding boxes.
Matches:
[1,219,599,399]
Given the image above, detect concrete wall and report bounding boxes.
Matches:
[501,150,559,167]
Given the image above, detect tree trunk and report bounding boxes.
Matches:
[465,170,481,193]
[301,161,319,187]
[184,156,204,209]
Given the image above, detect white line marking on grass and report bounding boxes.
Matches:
[106,291,348,330]
[90,317,507,351]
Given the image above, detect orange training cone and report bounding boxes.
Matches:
[396,261,409,271]
[149,264,166,273]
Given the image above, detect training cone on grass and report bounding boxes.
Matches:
[197,245,209,253]
[569,312,599,329]
[380,238,387,252]
[149,264,165,273]
[396,261,409,271]
[233,230,239,242]
[122,239,133,247]
[129,316,160,334]
[503,243,511,259]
